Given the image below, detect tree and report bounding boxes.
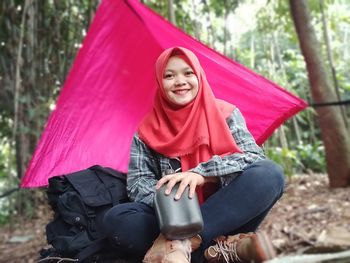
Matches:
[0,0,100,180]
[167,0,176,25]
[319,0,348,128]
[289,0,350,187]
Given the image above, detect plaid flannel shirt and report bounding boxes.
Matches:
[127,108,266,207]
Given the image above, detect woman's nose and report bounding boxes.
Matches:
[175,76,186,86]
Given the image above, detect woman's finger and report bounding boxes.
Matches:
[175,179,191,200]
[164,175,182,195]
[189,180,197,199]
[156,174,174,189]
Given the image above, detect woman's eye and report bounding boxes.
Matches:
[185,71,194,76]
[164,73,173,79]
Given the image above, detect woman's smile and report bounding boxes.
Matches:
[173,88,190,95]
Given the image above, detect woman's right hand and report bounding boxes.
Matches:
[156,171,205,200]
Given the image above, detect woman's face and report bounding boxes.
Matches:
[162,56,199,107]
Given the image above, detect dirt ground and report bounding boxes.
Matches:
[0,173,349,263]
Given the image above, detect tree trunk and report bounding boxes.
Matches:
[292,117,301,144]
[167,0,176,25]
[278,126,289,149]
[319,0,348,128]
[250,34,255,69]
[223,0,229,56]
[191,0,201,40]
[13,0,33,178]
[307,109,317,144]
[202,0,215,48]
[289,0,350,187]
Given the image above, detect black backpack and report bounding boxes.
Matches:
[40,165,129,262]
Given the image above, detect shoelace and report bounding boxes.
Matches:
[211,239,242,263]
[183,239,192,260]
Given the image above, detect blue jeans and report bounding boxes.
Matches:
[102,160,284,262]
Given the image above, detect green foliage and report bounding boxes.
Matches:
[175,1,196,37]
[0,198,11,225]
[296,141,326,173]
[0,0,98,224]
[266,147,303,177]
[0,188,38,226]
[0,137,18,225]
[266,141,326,177]
[208,0,239,17]
[0,140,15,179]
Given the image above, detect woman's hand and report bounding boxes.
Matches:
[155,172,205,200]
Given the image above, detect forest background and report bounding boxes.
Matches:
[0,0,349,246]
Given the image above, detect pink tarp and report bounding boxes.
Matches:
[21,0,307,187]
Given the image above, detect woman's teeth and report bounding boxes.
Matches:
[174,89,188,95]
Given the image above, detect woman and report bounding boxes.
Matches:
[103,47,284,263]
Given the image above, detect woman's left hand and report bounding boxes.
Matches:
[155,172,205,200]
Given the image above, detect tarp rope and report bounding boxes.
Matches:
[309,99,350,107]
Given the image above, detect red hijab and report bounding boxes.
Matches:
[138,47,242,202]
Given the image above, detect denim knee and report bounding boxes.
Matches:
[250,159,285,197]
[103,203,127,228]
[102,203,136,244]
[102,202,159,256]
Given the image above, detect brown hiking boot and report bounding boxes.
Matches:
[204,232,276,263]
[143,233,192,263]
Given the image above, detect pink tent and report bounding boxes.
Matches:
[21,0,307,187]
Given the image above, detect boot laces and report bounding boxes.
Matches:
[211,239,242,263]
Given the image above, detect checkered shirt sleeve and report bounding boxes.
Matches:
[127,135,159,206]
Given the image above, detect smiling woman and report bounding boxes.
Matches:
[101,46,285,263]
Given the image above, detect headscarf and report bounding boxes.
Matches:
[138,47,242,202]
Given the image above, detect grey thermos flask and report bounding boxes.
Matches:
[154,169,204,240]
